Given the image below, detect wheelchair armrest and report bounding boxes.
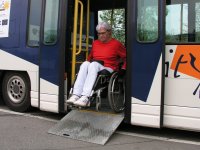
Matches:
[98,69,111,76]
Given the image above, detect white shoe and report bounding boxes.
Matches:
[66,95,80,104]
[74,96,90,107]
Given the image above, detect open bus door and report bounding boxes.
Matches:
[39,0,67,113]
[127,0,165,127]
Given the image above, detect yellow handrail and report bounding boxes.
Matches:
[86,0,90,58]
[76,0,83,55]
[71,0,79,83]
[71,0,90,83]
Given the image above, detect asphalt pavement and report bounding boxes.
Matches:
[0,107,200,150]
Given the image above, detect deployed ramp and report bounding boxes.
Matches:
[48,110,124,145]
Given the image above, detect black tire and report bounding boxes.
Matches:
[108,72,125,113]
[2,72,31,112]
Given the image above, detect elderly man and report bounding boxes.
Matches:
[66,22,126,107]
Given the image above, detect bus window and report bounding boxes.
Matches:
[166,0,200,43]
[195,2,200,42]
[27,0,42,47]
[137,0,158,42]
[43,0,59,45]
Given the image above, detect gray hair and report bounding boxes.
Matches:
[96,22,112,32]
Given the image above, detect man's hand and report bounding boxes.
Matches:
[118,69,126,77]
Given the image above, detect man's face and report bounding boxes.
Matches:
[97,28,111,43]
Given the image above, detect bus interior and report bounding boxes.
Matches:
[64,0,127,109]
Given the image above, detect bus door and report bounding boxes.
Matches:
[127,0,165,127]
[39,0,67,113]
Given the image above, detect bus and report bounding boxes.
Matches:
[0,0,200,132]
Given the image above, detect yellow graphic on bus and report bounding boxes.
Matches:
[0,0,10,11]
[3,1,9,10]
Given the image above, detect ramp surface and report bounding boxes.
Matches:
[48,110,124,145]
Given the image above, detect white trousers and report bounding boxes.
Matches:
[73,61,113,97]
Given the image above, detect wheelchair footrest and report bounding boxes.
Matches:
[67,104,90,110]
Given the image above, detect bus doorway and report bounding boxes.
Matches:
[53,0,127,144]
[64,0,127,113]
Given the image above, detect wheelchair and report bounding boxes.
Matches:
[68,69,125,113]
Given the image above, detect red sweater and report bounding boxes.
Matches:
[87,38,126,71]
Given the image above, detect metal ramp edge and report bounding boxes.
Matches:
[48,110,124,145]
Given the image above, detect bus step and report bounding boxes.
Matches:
[48,110,124,145]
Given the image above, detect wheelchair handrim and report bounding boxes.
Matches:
[108,72,125,113]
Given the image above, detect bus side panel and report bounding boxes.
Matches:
[0,0,40,108]
[0,0,39,65]
[164,45,200,131]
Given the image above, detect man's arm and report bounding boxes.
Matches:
[118,43,126,70]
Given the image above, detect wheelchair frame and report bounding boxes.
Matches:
[68,70,125,113]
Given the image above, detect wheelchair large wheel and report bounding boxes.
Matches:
[108,72,125,113]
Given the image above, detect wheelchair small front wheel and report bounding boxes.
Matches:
[108,72,125,113]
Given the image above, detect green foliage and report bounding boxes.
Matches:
[99,9,125,44]
[44,30,57,44]
[137,6,158,42]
